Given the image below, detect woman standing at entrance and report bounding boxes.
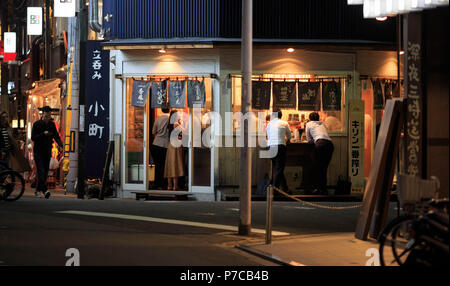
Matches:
[164,110,186,190]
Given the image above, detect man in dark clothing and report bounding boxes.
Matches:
[31,106,63,199]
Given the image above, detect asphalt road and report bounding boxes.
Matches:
[0,191,397,266]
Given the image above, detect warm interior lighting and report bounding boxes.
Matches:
[158,49,166,53]
[287,48,295,53]
[12,120,18,128]
[376,16,388,21]
[399,50,405,55]
[20,119,25,128]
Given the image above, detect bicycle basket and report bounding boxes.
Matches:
[397,173,439,207]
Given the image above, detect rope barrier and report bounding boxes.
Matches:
[269,185,363,210]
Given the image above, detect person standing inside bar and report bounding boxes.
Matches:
[151,107,170,189]
[266,109,292,194]
[31,106,63,199]
[305,112,334,195]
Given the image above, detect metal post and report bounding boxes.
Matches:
[265,186,273,244]
[239,0,253,236]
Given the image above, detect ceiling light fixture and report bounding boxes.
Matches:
[287,48,295,53]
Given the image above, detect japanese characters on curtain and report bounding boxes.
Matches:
[272,82,296,110]
[168,81,186,108]
[85,41,110,179]
[251,81,271,110]
[187,80,205,108]
[298,82,320,111]
[131,81,150,107]
[372,79,384,110]
[151,80,168,108]
[322,81,341,111]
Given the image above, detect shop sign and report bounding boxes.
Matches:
[187,80,205,108]
[3,32,16,53]
[84,40,110,179]
[322,81,341,111]
[252,81,271,110]
[27,7,43,36]
[151,80,168,108]
[169,81,186,108]
[54,0,76,18]
[298,82,320,111]
[131,81,150,107]
[349,99,365,194]
[372,79,384,110]
[404,13,423,177]
[272,82,296,110]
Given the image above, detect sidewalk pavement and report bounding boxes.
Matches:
[21,185,392,266]
[237,232,394,266]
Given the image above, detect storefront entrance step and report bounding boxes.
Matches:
[131,191,192,200]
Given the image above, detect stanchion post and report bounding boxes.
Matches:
[266,186,273,244]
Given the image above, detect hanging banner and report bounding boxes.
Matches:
[84,41,110,179]
[54,0,76,17]
[348,99,365,194]
[298,82,320,111]
[272,82,296,110]
[252,81,271,110]
[384,81,394,100]
[151,80,168,108]
[187,80,205,107]
[372,79,384,110]
[27,7,43,36]
[169,81,186,108]
[404,13,423,177]
[322,81,341,111]
[131,81,150,107]
[3,32,16,53]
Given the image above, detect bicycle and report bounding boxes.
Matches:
[378,198,448,266]
[0,161,26,202]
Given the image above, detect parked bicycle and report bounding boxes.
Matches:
[0,161,26,202]
[378,174,449,266]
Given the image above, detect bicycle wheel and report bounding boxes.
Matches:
[378,215,416,266]
[0,170,26,202]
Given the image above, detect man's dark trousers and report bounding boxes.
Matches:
[151,145,167,188]
[312,139,334,194]
[271,144,288,192]
[34,149,51,194]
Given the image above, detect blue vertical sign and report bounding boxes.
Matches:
[85,41,110,179]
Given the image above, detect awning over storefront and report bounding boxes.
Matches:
[27,78,62,98]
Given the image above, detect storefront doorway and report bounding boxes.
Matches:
[122,76,215,194]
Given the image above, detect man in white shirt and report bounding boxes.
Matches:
[305,112,334,195]
[266,110,292,193]
[151,107,170,189]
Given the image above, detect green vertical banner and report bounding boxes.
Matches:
[348,99,365,194]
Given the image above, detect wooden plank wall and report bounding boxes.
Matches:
[218,135,348,188]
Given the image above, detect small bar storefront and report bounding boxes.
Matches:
[106,44,400,200]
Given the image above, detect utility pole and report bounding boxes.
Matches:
[239,0,252,235]
[44,0,51,79]
[77,0,88,199]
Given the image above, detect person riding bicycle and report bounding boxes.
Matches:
[0,111,31,173]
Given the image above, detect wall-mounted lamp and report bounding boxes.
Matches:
[159,48,166,54]
[376,16,388,21]
[287,48,295,53]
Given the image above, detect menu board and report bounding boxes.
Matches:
[168,81,186,108]
[322,81,341,111]
[187,80,205,108]
[151,80,168,108]
[272,82,296,110]
[298,82,320,111]
[252,81,271,110]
